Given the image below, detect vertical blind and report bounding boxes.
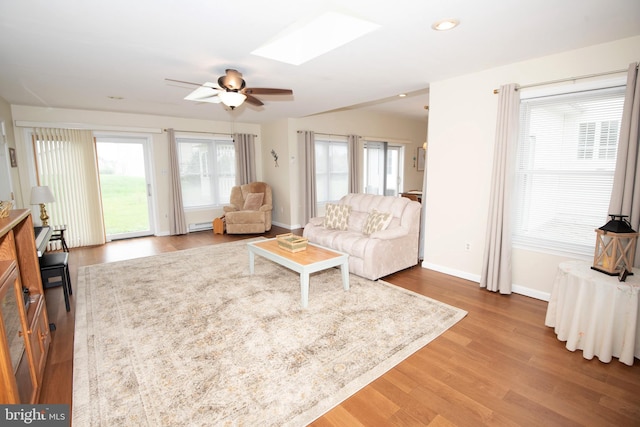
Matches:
[33,128,105,247]
[513,85,626,255]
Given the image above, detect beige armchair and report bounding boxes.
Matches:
[223,182,273,234]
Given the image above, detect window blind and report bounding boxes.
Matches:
[513,85,626,256]
[32,128,105,248]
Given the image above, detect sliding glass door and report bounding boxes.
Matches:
[363,141,404,196]
[95,135,155,240]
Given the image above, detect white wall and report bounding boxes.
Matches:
[261,118,293,227]
[0,97,21,206]
[424,35,640,300]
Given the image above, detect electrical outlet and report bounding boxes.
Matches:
[465,242,471,251]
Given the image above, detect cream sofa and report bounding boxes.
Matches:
[303,193,421,280]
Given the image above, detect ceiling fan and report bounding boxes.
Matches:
[166,69,293,110]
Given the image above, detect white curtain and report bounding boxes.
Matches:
[33,127,105,247]
[480,83,520,294]
[347,134,361,193]
[608,62,640,266]
[298,130,316,224]
[233,133,256,185]
[167,129,187,235]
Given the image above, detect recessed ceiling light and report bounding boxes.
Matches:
[251,12,380,65]
[398,93,407,97]
[431,19,459,31]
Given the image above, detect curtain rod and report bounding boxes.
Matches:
[492,67,632,94]
[15,120,162,133]
[299,131,411,144]
[163,128,257,137]
[316,132,352,138]
[298,131,354,138]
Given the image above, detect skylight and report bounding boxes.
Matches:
[251,12,380,65]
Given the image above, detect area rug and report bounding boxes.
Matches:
[72,239,466,426]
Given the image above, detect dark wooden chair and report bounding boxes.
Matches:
[49,225,69,252]
[39,252,72,312]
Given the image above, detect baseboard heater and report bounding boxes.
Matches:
[188,222,212,232]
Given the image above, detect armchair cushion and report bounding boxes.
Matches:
[243,192,264,211]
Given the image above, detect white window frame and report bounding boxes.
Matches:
[363,141,405,196]
[314,136,348,212]
[513,78,626,257]
[176,134,235,209]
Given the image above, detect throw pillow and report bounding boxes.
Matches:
[243,192,264,211]
[324,203,351,230]
[362,209,393,235]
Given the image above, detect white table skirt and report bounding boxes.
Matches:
[545,260,640,366]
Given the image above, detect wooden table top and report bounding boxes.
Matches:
[251,239,345,266]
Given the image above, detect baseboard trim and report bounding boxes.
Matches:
[421,261,550,301]
[422,261,481,283]
[271,221,303,230]
[511,284,550,302]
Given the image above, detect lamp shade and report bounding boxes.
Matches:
[218,91,246,108]
[30,186,55,204]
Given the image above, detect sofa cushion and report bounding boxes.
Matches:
[243,192,264,211]
[347,211,368,233]
[324,203,351,230]
[304,227,372,259]
[362,209,393,235]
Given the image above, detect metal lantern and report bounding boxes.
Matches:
[592,214,639,276]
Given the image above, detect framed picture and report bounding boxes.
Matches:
[417,147,426,171]
[8,147,17,167]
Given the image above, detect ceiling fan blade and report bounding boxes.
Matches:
[244,94,264,106]
[193,95,223,102]
[244,88,293,95]
[165,78,202,86]
[193,96,223,104]
[167,78,222,90]
[184,85,222,103]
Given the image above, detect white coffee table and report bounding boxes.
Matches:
[247,238,349,308]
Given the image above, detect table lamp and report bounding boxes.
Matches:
[30,186,55,226]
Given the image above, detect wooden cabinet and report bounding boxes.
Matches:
[0,210,50,403]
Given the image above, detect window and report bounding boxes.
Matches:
[513,84,625,255]
[363,141,404,196]
[599,120,619,159]
[315,137,348,208]
[177,136,235,208]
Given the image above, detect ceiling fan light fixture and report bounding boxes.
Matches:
[218,91,246,109]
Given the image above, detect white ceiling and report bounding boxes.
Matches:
[0,1,638,125]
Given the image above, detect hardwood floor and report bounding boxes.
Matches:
[39,228,640,426]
